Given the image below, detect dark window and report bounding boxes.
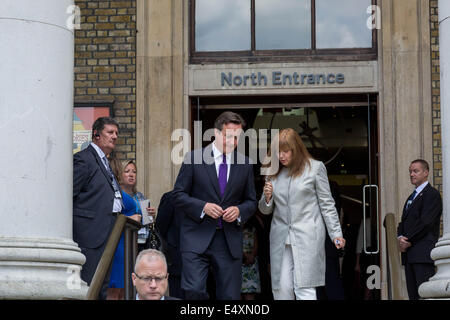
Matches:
[190,0,377,63]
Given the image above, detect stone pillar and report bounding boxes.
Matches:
[419,0,450,299]
[136,0,185,209]
[379,0,433,299]
[0,0,88,299]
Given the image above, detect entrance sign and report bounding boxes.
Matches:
[221,71,345,87]
[189,61,377,95]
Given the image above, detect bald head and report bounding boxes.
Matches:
[134,249,167,273]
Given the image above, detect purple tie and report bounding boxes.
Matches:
[217,154,227,228]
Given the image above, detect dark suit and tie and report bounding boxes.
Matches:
[397,160,442,300]
[73,118,122,300]
[173,138,257,299]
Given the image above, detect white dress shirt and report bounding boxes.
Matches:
[413,181,429,200]
[200,142,239,221]
[212,142,231,181]
[90,142,122,212]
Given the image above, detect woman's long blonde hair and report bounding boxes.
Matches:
[263,128,313,179]
[121,160,138,194]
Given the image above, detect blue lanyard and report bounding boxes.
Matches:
[134,194,142,214]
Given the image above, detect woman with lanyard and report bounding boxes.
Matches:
[107,159,156,299]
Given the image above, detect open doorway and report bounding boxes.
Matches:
[191,94,380,300]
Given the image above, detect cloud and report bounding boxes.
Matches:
[195,0,372,51]
[196,0,250,51]
[316,0,372,48]
[256,0,311,49]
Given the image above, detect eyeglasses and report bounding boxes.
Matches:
[135,273,168,284]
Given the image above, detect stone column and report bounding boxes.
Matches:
[136,0,185,209]
[419,0,450,299]
[379,0,433,299]
[0,0,88,299]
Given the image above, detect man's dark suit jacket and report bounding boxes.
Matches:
[156,190,182,276]
[136,295,181,300]
[397,183,442,265]
[73,144,117,285]
[164,295,181,300]
[172,144,257,259]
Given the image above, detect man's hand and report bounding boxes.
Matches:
[222,206,240,222]
[398,236,411,252]
[203,203,224,219]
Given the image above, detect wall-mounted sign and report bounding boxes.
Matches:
[221,71,345,87]
[188,62,377,95]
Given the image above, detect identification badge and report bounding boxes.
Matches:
[406,199,413,209]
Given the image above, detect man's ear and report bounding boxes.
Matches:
[131,273,137,286]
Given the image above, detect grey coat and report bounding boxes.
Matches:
[258,159,343,289]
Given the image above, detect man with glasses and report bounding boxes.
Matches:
[132,249,179,300]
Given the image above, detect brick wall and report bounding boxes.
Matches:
[74,0,136,161]
[430,0,442,192]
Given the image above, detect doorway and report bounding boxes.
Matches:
[191,94,380,300]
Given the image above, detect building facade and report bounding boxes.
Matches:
[73,0,442,300]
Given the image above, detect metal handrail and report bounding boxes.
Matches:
[383,213,404,300]
[340,194,369,206]
[86,214,142,300]
[363,185,379,254]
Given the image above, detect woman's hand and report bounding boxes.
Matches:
[263,181,273,203]
[130,214,142,222]
[333,237,346,249]
[146,206,156,222]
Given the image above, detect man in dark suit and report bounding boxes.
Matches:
[173,111,257,300]
[317,180,345,300]
[73,117,123,300]
[155,190,184,299]
[132,249,180,300]
[397,159,442,300]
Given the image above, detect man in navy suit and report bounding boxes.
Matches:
[73,117,123,300]
[173,111,257,300]
[397,159,442,300]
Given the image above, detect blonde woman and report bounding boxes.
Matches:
[107,159,156,299]
[259,128,345,300]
